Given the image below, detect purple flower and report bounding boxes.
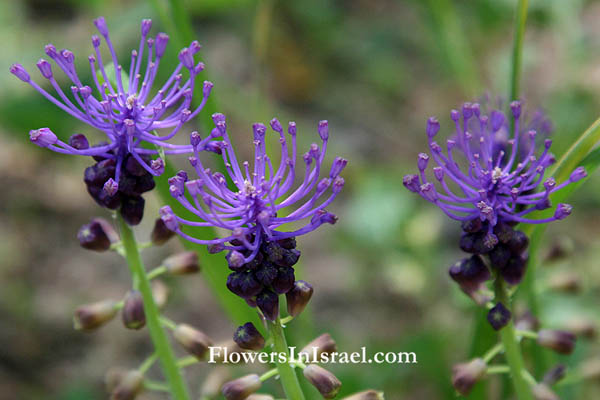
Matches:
[161,115,346,265]
[10,16,213,191]
[404,101,585,238]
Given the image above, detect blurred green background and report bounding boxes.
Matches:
[1,0,600,399]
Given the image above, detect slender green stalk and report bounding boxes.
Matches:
[494,277,534,400]
[510,0,529,101]
[267,317,306,400]
[117,214,190,400]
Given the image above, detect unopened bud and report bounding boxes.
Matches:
[303,365,342,399]
[515,311,540,332]
[173,324,213,359]
[78,218,118,251]
[547,271,581,293]
[74,300,118,331]
[105,367,128,393]
[565,317,597,339]
[110,370,144,400]
[234,322,265,351]
[200,366,231,398]
[341,390,385,400]
[451,358,487,396]
[286,280,313,317]
[299,333,337,362]
[150,218,175,245]
[221,374,261,400]
[151,280,169,309]
[542,364,566,385]
[162,251,200,275]
[121,290,145,330]
[532,383,559,400]
[537,330,576,354]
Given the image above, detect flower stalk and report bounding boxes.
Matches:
[266,316,306,400]
[117,213,190,400]
[494,276,534,400]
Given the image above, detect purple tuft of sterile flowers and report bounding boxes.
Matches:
[160,115,346,318]
[10,17,215,224]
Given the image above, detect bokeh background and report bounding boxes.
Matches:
[2,0,600,399]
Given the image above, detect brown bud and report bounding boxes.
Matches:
[73,299,118,331]
[110,370,144,400]
[286,280,313,317]
[78,218,118,251]
[151,217,175,245]
[105,367,128,393]
[451,358,487,396]
[200,366,231,398]
[537,330,576,354]
[151,280,169,309]
[565,317,597,339]
[163,251,200,275]
[532,383,559,400]
[515,311,540,332]
[121,290,145,330]
[341,390,385,400]
[547,272,581,293]
[299,333,337,363]
[303,365,342,399]
[221,374,261,400]
[173,324,213,359]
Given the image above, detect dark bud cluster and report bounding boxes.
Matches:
[225,235,302,321]
[82,139,156,225]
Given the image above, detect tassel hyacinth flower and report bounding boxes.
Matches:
[161,115,346,318]
[10,17,214,223]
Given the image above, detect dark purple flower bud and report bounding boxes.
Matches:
[163,251,199,275]
[570,166,587,182]
[542,364,567,385]
[510,101,522,119]
[263,241,284,263]
[426,117,440,138]
[222,374,261,400]
[140,19,152,35]
[532,383,559,400]
[272,267,295,294]
[120,196,145,225]
[537,330,576,354]
[500,254,527,285]
[257,290,279,321]
[489,245,511,269]
[104,178,119,196]
[341,390,385,400]
[318,120,329,140]
[303,365,342,399]
[278,237,297,250]
[417,153,429,171]
[459,233,479,253]
[286,280,314,317]
[10,63,30,82]
[110,370,144,400]
[208,243,225,254]
[78,218,117,251]
[74,300,118,331]
[554,203,572,220]
[174,324,213,359]
[493,222,514,244]
[150,218,175,245]
[487,302,511,330]
[451,358,487,396]
[461,218,482,233]
[30,128,57,147]
[508,230,529,254]
[36,59,53,79]
[121,290,145,330]
[254,263,278,286]
[233,322,265,350]
[299,333,337,362]
[68,133,89,150]
[94,16,109,36]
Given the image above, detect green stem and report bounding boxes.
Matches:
[510,0,528,101]
[494,277,534,400]
[117,214,190,400]
[266,316,306,400]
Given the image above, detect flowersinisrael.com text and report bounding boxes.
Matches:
[208,346,417,365]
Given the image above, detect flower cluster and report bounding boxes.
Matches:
[404,100,586,327]
[160,115,346,318]
[10,17,214,223]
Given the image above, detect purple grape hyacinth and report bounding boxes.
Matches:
[160,115,346,317]
[10,17,214,223]
[404,101,585,241]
